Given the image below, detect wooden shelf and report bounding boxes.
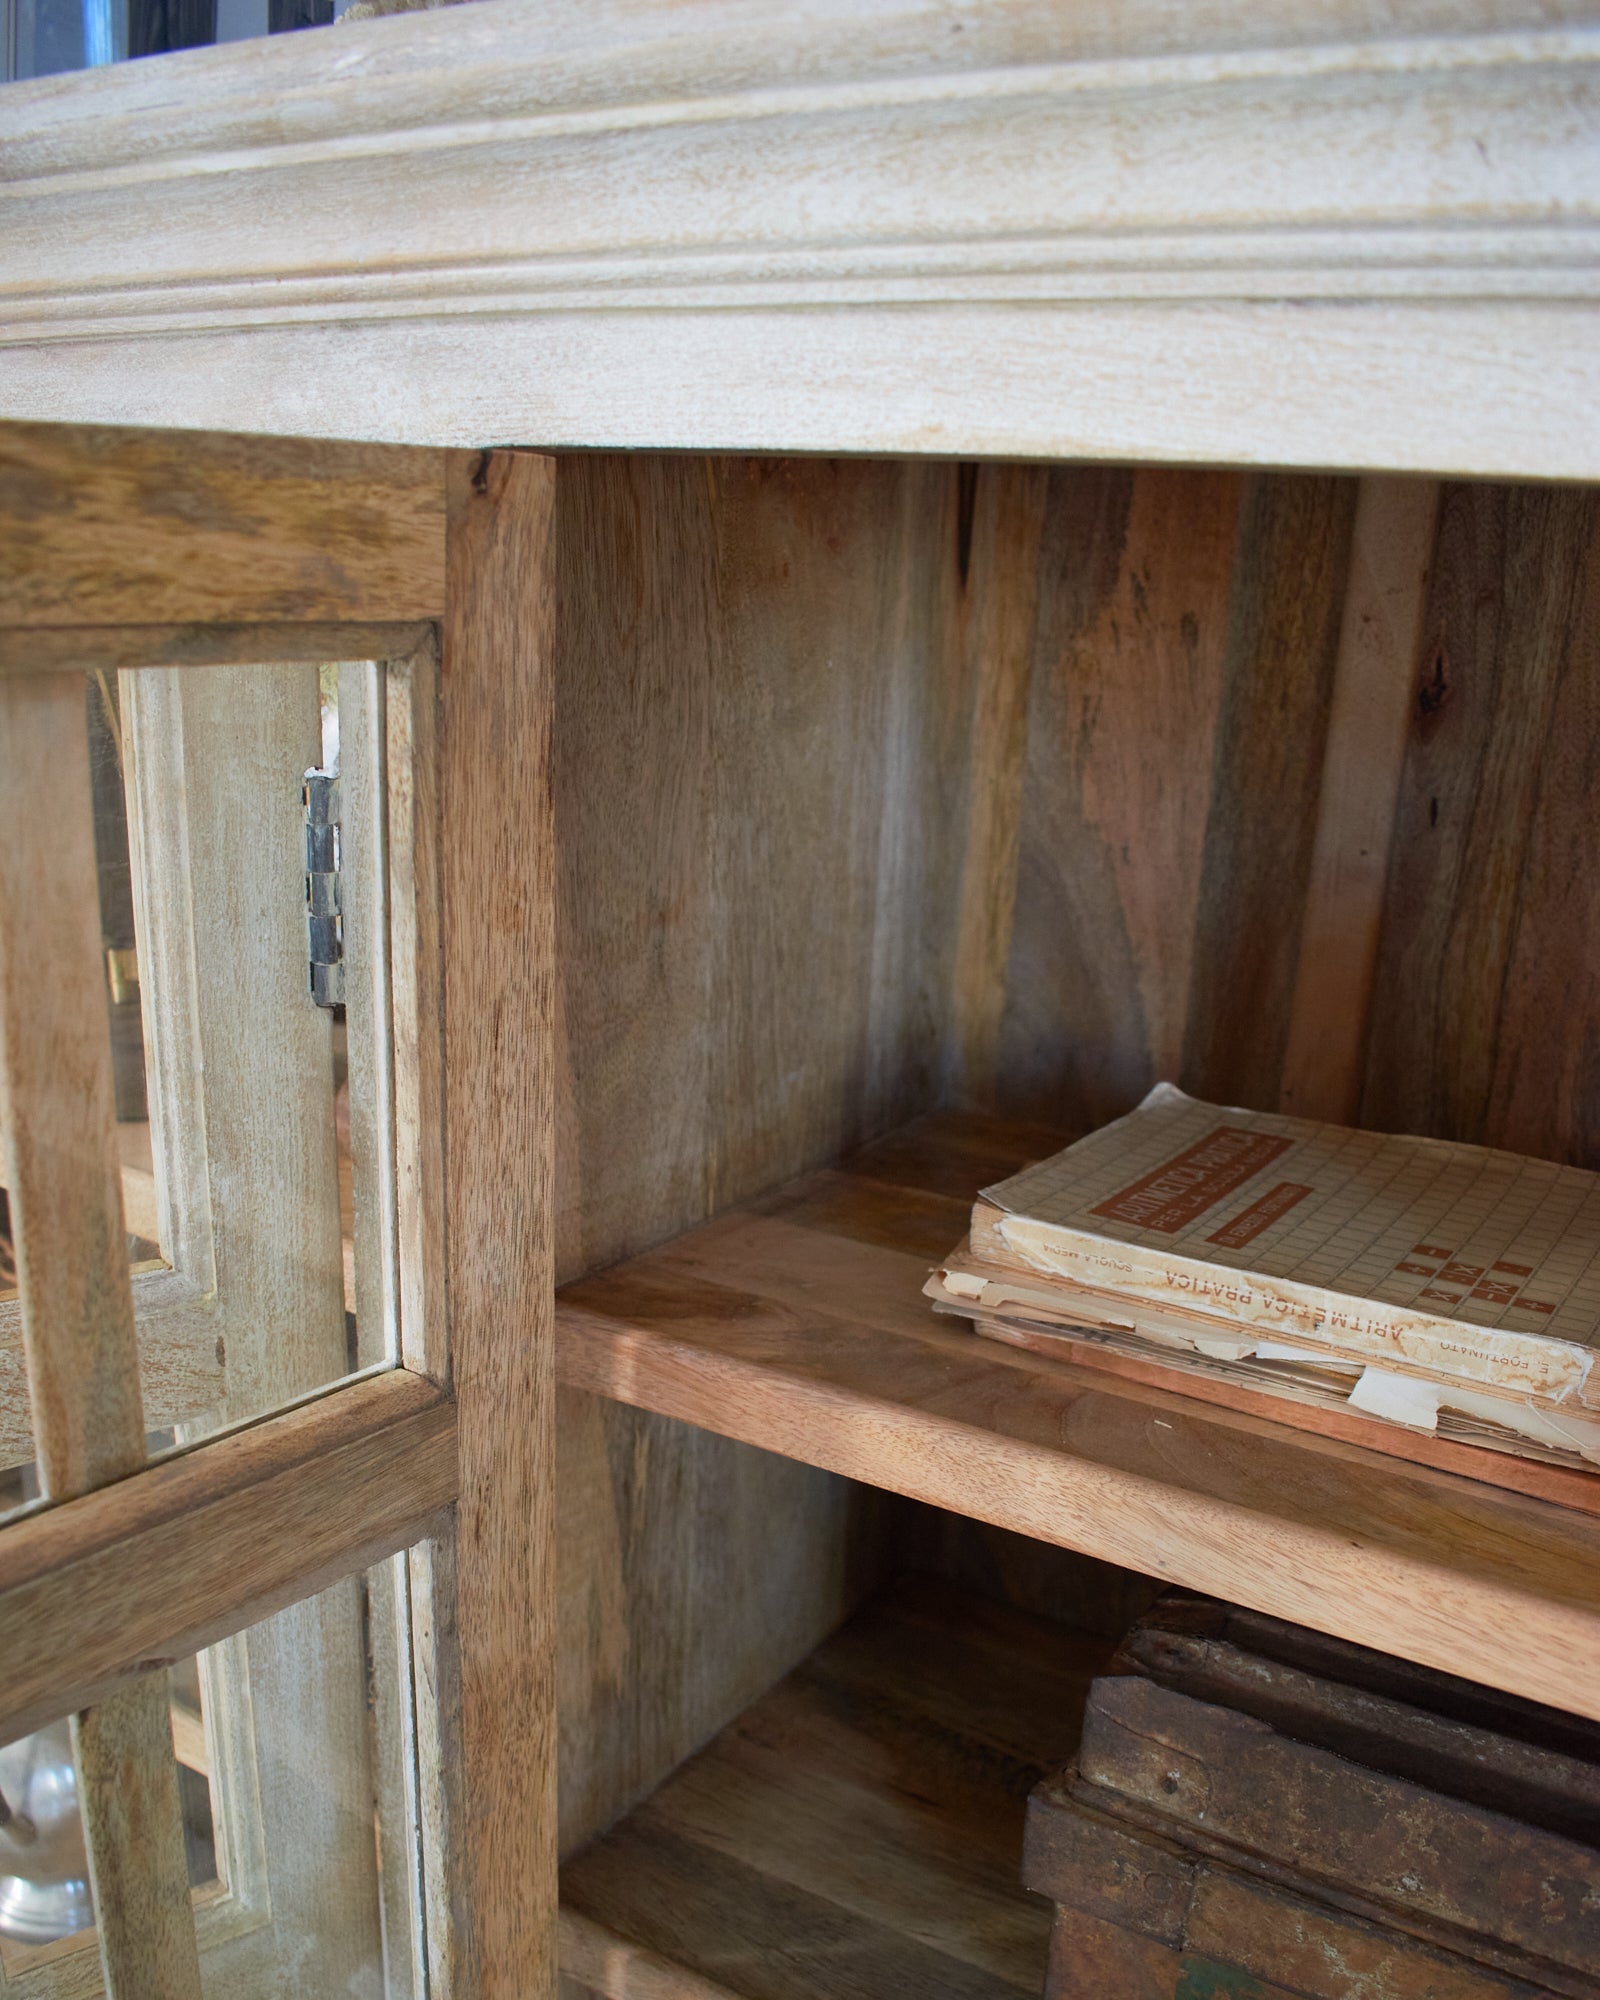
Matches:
[560,1579,1110,2000]
[557,1113,1600,1721]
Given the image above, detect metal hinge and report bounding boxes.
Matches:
[303,769,345,1008]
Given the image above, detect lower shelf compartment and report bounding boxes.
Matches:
[557,1112,1600,1719]
[560,1580,1111,2000]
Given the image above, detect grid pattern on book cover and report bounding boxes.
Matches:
[986,1086,1600,1347]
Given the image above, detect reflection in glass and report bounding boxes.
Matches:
[4,0,338,81]
[0,1720,90,1945]
[0,1666,216,1968]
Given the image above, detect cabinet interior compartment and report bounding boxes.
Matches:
[548,456,1600,1992]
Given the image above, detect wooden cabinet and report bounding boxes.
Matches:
[0,5,1597,1998]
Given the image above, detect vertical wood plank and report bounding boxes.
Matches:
[993,468,1243,1129]
[388,634,449,1385]
[442,446,559,1997]
[384,630,459,1996]
[945,464,1049,1109]
[338,663,423,2000]
[409,1520,470,2000]
[342,657,399,1372]
[0,671,201,2000]
[1360,483,1600,1166]
[72,1683,204,2000]
[1181,474,1358,1108]
[0,673,145,1498]
[1278,477,1438,1123]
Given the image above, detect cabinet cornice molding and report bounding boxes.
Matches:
[2,0,1597,470]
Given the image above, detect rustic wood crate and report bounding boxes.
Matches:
[1023,1594,1600,2000]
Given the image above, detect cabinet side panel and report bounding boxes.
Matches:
[553,455,962,1851]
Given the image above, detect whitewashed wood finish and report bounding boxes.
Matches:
[340,661,429,2000]
[115,665,387,1999]
[0,0,1596,473]
[0,1273,220,1467]
[0,673,205,2000]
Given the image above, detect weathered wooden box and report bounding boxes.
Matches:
[1023,1594,1600,1999]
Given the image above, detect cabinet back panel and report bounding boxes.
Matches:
[972,468,1600,1171]
[1360,483,1600,1169]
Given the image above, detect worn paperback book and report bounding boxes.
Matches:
[927,1085,1600,1464]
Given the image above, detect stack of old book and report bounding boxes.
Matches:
[926,1084,1600,1472]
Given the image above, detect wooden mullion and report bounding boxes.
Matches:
[0,1368,456,1749]
[432,447,559,1995]
[0,671,202,1999]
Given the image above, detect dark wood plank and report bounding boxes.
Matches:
[1078,1676,1600,1975]
[1,421,444,626]
[1361,483,1600,1169]
[992,467,1244,1132]
[1181,473,1358,1109]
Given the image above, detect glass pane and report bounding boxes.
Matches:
[0,1557,409,1997]
[119,659,396,1451]
[5,0,341,83]
[0,677,163,1522]
[1,659,401,1519]
[0,675,154,1310]
[0,1663,217,1972]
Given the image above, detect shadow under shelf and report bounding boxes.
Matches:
[561,1578,1112,2000]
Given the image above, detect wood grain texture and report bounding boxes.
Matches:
[441,445,559,1997]
[0,671,202,1999]
[0,672,146,1498]
[1361,483,1600,1169]
[1180,473,1359,1108]
[0,1368,455,1748]
[0,422,443,626]
[3,8,1598,476]
[1029,1817,1525,2000]
[0,1273,222,1467]
[946,464,1050,1108]
[987,469,1362,1127]
[121,653,393,1997]
[562,1581,1111,2000]
[387,633,449,1385]
[122,658,350,1431]
[0,620,433,676]
[8,304,1599,481]
[1279,477,1439,1124]
[551,456,965,1854]
[991,467,1242,1129]
[560,1911,746,2000]
[552,455,965,1272]
[556,1114,1600,1722]
[407,1519,470,2000]
[71,1682,202,2000]
[342,663,426,1999]
[1078,1676,1600,1976]
[342,658,398,1370]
